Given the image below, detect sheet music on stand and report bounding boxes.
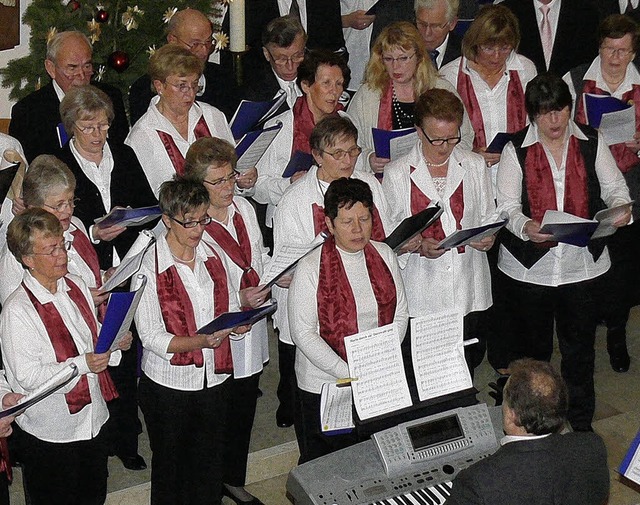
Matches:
[411,311,473,402]
[344,323,412,421]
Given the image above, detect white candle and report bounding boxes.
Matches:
[229,0,246,53]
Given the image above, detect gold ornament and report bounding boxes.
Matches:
[212,31,229,52]
[122,5,144,31]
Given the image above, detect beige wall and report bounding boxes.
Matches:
[0,0,33,122]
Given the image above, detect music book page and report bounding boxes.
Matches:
[344,323,412,421]
[320,382,355,435]
[411,311,472,402]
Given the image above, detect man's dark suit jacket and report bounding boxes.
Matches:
[446,432,610,505]
[128,61,241,125]
[440,31,463,69]
[592,0,640,22]
[501,0,600,77]
[9,81,129,164]
[55,140,157,269]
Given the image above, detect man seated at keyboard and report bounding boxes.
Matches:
[446,359,609,505]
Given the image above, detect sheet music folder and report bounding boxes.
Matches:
[196,300,278,334]
[0,163,19,203]
[384,205,443,252]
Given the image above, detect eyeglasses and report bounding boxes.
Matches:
[75,122,110,134]
[164,79,204,95]
[169,215,213,229]
[600,46,634,58]
[478,45,512,55]
[266,47,306,67]
[57,62,93,79]
[416,21,450,32]
[203,170,240,187]
[43,198,78,213]
[29,240,72,257]
[382,53,416,65]
[419,126,461,146]
[321,146,362,160]
[174,35,214,52]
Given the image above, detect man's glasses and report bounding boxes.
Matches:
[174,35,214,52]
[266,48,306,66]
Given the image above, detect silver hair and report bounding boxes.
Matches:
[46,31,92,63]
[22,155,76,208]
[414,0,459,22]
[59,85,114,137]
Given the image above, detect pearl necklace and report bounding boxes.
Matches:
[171,249,196,264]
[425,155,451,167]
[392,87,414,128]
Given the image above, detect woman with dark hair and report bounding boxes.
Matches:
[272,115,393,429]
[496,73,631,432]
[564,14,640,373]
[348,21,474,175]
[254,50,351,233]
[289,177,408,463]
[383,88,497,376]
[441,4,537,188]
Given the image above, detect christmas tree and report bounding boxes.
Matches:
[0,0,229,104]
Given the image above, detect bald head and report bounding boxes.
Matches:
[167,8,214,63]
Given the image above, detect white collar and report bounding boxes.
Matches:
[52,80,65,102]
[69,138,114,168]
[461,51,525,77]
[583,56,640,92]
[521,120,587,149]
[22,270,71,303]
[155,231,216,274]
[149,95,204,136]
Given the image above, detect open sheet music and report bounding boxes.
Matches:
[94,205,161,228]
[101,231,155,292]
[372,127,417,160]
[95,275,147,353]
[0,364,79,419]
[384,205,443,252]
[344,323,412,421]
[411,311,473,402]
[538,210,599,247]
[235,123,282,172]
[320,382,355,435]
[262,233,327,287]
[230,92,287,140]
[436,214,508,250]
[592,202,635,239]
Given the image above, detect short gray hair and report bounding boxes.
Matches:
[60,85,114,137]
[23,155,76,208]
[7,208,63,268]
[46,31,92,63]
[414,0,459,22]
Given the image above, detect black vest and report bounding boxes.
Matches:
[500,123,607,269]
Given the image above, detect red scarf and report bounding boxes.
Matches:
[524,138,590,223]
[316,237,397,361]
[377,83,394,130]
[456,60,527,149]
[156,116,212,176]
[70,228,106,321]
[292,96,344,155]
[574,79,640,173]
[205,208,261,296]
[155,244,233,373]
[410,166,465,251]
[22,277,118,414]
[311,202,386,241]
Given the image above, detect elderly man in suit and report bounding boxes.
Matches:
[415,0,462,69]
[128,8,242,124]
[501,0,600,76]
[9,31,128,163]
[447,359,610,505]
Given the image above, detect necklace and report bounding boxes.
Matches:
[171,249,196,264]
[392,87,415,128]
[425,155,451,167]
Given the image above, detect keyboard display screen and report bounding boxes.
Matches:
[407,414,464,451]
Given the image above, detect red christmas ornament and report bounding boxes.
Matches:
[68,0,81,11]
[96,9,109,23]
[108,51,130,73]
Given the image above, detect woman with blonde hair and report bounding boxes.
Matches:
[348,21,473,175]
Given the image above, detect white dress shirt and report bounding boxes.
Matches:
[620,0,640,11]
[340,0,376,89]
[534,0,561,68]
[383,143,497,317]
[0,217,98,305]
[0,273,117,443]
[201,197,271,378]
[133,233,231,391]
[69,139,114,211]
[496,121,632,286]
[125,97,234,197]
[272,164,395,344]
[277,0,308,29]
[289,240,408,394]
[274,73,302,109]
[440,52,537,190]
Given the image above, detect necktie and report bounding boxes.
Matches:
[289,0,301,21]
[429,49,440,68]
[286,81,297,108]
[540,5,552,70]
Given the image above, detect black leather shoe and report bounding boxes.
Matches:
[222,486,265,504]
[609,343,630,373]
[117,454,147,471]
[276,408,293,428]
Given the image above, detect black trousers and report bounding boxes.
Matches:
[223,373,261,487]
[502,275,599,430]
[276,340,297,419]
[16,424,108,505]
[293,388,358,464]
[139,374,229,505]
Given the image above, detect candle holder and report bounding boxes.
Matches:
[231,48,249,87]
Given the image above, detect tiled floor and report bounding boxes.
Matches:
[8,313,640,504]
